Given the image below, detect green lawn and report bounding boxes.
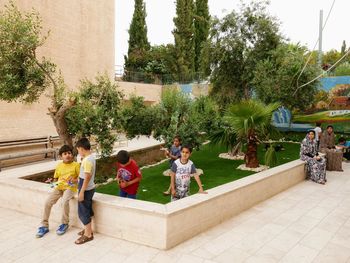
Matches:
[96,143,301,204]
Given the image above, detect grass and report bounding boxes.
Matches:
[96,142,301,204]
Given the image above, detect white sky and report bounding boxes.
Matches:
[115,0,349,67]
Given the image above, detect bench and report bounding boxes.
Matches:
[0,136,59,171]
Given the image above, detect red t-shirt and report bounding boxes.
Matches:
[116,159,142,195]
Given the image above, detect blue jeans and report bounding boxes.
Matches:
[119,189,136,199]
[78,178,95,225]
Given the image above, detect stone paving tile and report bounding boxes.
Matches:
[0,162,349,262]
[312,242,350,263]
[253,245,286,262]
[212,247,251,263]
[280,244,319,263]
[299,227,335,251]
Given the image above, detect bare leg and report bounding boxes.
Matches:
[84,222,92,237]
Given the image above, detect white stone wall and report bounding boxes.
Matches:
[0,160,306,249]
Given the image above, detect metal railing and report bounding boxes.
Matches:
[115,65,208,85]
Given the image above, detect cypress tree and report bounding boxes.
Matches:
[341,40,346,55]
[125,0,150,72]
[173,0,195,82]
[194,0,210,74]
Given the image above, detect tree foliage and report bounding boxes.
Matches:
[121,95,159,138]
[124,0,150,72]
[207,0,282,107]
[191,95,220,135]
[0,1,55,103]
[323,49,341,66]
[173,0,195,82]
[144,44,177,83]
[212,100,280,168]
[65,75,124,157]
[153,88,202,149]
[0,1,76,146]
[0,2,127,153]
[253,43,320,111]
[121,91,221,150]
[334,62,350,76]
[194,0,210,73]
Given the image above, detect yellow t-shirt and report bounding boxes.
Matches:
[54,161,80,192]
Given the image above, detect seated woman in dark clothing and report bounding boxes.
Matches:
[319,125,335,153]
[300,130,327,184]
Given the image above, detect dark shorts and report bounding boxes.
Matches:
[78,178,95,225]
[119,189,136,199]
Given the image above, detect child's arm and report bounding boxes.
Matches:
[120,176,141,188]
[169,153,179,160]
[170,171,176,197]
[72,163,80,183]
[193,173,207,194]
[78,160,93,201]
[119,164,142,188]
[45,177,57,183]
[48,165,61,183]
[165,148,179,160]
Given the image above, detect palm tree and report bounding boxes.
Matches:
[212,100,280,168]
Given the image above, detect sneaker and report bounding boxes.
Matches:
[36,226,49,238]
[163,191,171,196]
[56,224,69,235]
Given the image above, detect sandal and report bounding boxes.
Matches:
[77,230,84,236]
[75,234,93,245]
[163,191,170,196]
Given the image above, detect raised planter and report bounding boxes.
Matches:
[0,159,305,249]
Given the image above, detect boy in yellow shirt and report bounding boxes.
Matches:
[36,145,80,238]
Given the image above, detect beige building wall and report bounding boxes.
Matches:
[117,81,163,105]
[0,0,115,140]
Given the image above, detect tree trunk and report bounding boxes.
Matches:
[33,54,75,147]
[230,142,243,156]
[243,82,250,100]
[245,133,259,168]
[48,98,76,147]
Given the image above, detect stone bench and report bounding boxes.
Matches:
[0,136,59,171]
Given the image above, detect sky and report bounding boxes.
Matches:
[115,0,349,68]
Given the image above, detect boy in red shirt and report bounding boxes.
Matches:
[116,150,142,199]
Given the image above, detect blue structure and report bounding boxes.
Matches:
[179,84,192,94]
[319,76,350,91]
[272,107,313,132]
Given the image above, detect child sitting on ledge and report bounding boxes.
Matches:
[337,137,350,161]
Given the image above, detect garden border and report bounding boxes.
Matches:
[0,159,305,249]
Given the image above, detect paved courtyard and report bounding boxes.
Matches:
[0,161,349,263]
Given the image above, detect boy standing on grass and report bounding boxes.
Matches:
[36,145,80,238]
[75,138,95,245]
[163,136,182,195]
[170,145,206,201]
[116,150,142,199]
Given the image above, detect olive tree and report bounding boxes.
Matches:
[0,2,75,145]
[0,2,124,154]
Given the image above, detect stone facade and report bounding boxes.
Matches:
[117,81,163,105]
[0,0,115,140]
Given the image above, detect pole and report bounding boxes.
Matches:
[318,9,323,68]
